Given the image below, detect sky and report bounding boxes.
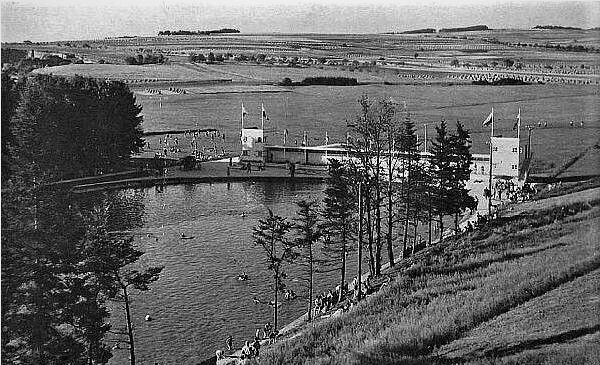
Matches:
[1,0,599,42]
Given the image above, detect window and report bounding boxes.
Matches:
[511,164,517,170]
[257,137,262,143]
[256,151,263,157]
[512,147,518,153]
[493,147,498,152]
[480,166,485,174]
[242,150,249,156]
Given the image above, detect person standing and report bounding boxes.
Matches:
[263,322,272,339]
[251,338,261,358]
[226,335,233,351]
[241,341,252,358]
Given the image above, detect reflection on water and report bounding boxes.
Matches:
[107,181,329,364]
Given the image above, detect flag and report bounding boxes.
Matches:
[482,108,493,126]
[242,103,247,116]
[513,108,521,130]
[325,131,329,145]
[302,131,308,146]
[283,129,288,144]
[261,104,269,121]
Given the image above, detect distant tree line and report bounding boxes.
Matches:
[472,78,531,86]
[158,28,240,36]
[188,52,225,63]
[402,28,436,34]
[124,52,165,65]
[517,42,599,53]
[251,95,476,336]
[385,25,488,34]
[533,25,583,30]
[439,25,489,33]
[279,77,358,86]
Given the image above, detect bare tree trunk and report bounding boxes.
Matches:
[365,188,375,277]
[274,267,279,331]
[387,147,394,267]
[439,214,444,240]
[122,285,135,365]
[454,212,459,234]
[308,244,313,322]
[402,201,410,257]
[339,230,346,303]
[428,191,432,246]
[375,151,382,276]
[357,183,364,301]
[412,210,419,254]
[402,157,412,258]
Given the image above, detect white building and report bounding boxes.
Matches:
[240,125,525,181]
[240,127,265,163]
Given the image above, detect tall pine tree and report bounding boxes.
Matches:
[321,159,356,302]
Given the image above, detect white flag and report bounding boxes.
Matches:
[261,104,269,121]
[242,103,247,116]
[482,109,493,126]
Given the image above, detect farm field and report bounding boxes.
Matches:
[31,63,231,82]
[197,63,393,84]
[257,186,600,365]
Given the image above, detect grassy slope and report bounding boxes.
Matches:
[257,187,600,365]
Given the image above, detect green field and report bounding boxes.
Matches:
[256,186,600,364]
[133,81,599,175]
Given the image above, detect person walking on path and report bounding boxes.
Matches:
[263,322,272,339]
[226,335,233,351]
[251,338,261,357]
[241,341,252,358]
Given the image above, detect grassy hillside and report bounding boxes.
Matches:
[257,187,600,365]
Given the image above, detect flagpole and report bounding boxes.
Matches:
[488,107,494,216]
[261,103,264,131]
[517,108,521,140]
[424,124,428,153]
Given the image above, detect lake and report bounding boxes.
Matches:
[107,181,353,364]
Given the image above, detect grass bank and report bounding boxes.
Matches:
[256,187,600,365]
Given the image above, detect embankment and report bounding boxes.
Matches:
[257,185,600,364]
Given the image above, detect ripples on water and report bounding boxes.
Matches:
[108,181,334,364]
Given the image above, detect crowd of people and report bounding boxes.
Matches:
[217,322,279,363]
[493,180,536,203]
[145,130,229,161]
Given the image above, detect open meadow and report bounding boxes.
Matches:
[132,81,599,175]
